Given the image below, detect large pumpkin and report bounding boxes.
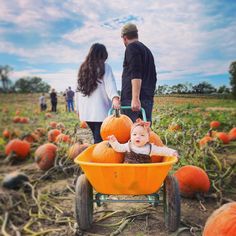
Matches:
[174,165,210,197]
[92,141,124,163]
[5,139,30,160]
[68,143,89,160]
[100,110,133,143]
[203,202,236,236]
[35,143,57,170]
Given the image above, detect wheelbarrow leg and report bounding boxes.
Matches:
[163,175,181,232]
[75,174,93,230]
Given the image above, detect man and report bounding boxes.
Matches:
[121,23,157,122]
[66,86,75,112]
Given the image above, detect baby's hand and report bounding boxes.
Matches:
[172,151,179,159]
[107,135,117,142]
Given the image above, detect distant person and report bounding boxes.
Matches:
[63,89,68,111]
[39,93,47,111]
[120,23,157,123]
[76,43,120,143]
[66,87,75,112]
[50,88,57,112]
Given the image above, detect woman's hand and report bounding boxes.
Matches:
[112,96,120,110]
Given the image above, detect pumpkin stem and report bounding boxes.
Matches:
[114,109,120,118]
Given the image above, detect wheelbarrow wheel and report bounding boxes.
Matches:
[75,174,93,230]
[163,175,180,232]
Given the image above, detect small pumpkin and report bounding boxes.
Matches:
[203,202,236,236]
[5,139,30,160]
[199,136,214,147]
[68,143,89,160]
[49,121,57,128]
[20,117,29,124]
[210,121,220,129]
[228,127,236,141]
[13,116,21,123]
[3,129,11,139]
[174,165,210,198]
[92,141,124,163]
[35,143,57,170]
[48,129,61,142]
[216,132,230,144]
[168,123,182,132]
[23,133,39,143]
[100,110,133,143]
[55,133,70,143]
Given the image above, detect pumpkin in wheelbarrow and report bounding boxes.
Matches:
[100,110,133,143]
[91,141,124,163]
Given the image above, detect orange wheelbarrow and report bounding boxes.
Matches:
[74,107,180,232]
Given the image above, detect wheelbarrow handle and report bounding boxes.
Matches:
[108,106,147,122]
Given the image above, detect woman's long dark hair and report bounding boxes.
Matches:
[77,43,108,96]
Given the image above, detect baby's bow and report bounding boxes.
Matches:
[135,118,151,128]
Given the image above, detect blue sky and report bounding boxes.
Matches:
[0,0,236,92]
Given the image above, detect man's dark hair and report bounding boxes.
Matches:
[123,31,138,40]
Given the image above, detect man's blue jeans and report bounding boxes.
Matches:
[67,99,74,112]
[121,100,154,123]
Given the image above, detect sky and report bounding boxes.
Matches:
[0,0,236,92]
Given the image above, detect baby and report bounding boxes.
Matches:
[108,118,178,163]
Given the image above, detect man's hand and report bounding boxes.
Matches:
[131,98,141,111]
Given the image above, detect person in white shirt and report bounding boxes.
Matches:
[39,93,47,111]
[76,43,120,143]
[108,118,178,163]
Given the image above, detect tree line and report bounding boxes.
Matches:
[1,61,236,98]
[0,65,50,93]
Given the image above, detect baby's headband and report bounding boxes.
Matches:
[131,118,151,133]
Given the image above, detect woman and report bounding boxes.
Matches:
[76,43,120,143]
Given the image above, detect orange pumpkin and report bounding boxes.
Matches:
[35,143,57,170]
[21,117,30,124]
[80,121,88,129]
[228,127,236,141]
[203,202,236,236]
[100,111,133,143]
[49,121,57,128]
[13,116,21,123]
[199,136,214,147]
[48,129,61,142]
[23,133,39,143]
[68,143,89,160]
[55,133,70,143]
[168,123,182,132]
[5,139,30,160]
[45,113,53,118]
[92,141,124,163]
[3,129,11,139]
[216,132,230,144]
[210,121,220,129]
[174,165,210,197]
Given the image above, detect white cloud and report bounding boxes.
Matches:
[0,0,235,90]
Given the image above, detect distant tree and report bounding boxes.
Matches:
[156,85,169,94]
[0,65,13,92]
[218,85,230,94]
[170,83,188,94]
[15,76,50,93]
[229,61,236,98]
[192,82,216,94]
